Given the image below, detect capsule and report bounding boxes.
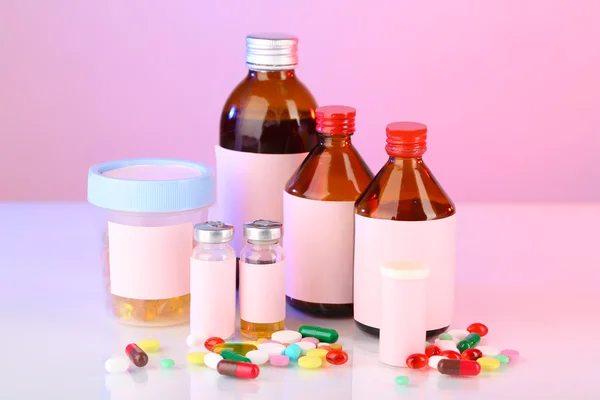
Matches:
[438,359,481,376]
[457,332,481,353]
[298,325,339,343]
[425,345,442,357]
[204,337,225,351]
[460,348,483,361]
[440,350,461,360]
[217,360,260,379]
[467,322,488,337]
[326,350,348,365]
[212,343,258,356]
[125,343,148,367]
[406,353,428,369]
[220,350,252,363]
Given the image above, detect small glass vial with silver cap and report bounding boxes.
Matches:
[190,221,236,340]
[239,219,286,338]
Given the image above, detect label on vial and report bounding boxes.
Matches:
[190,258,236,339]
[213,145,308,256]
[353,214,457,331]
[108,221,192,299]
[283,192,356,304]
[239,261,286,324]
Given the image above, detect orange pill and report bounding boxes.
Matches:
[330,344,342,351]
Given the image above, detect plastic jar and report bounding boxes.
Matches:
[88,159,214,326]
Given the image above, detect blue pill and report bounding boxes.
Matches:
[284,344,302,361]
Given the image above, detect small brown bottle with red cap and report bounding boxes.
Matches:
[283,106,373,317]
[353,122,456,337]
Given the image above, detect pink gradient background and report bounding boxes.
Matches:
[1,0,599,201]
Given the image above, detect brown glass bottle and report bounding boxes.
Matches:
[353,122,456,338]
[283,106,373,317]
[215,34,318,286]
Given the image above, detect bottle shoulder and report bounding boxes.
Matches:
[355,158,455,221]
[285,144,374,201]
[240,243,285,264]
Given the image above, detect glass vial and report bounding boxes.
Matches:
[190,221,236,339]
[283,106,373,317]
[239,219,286,338]
[216,33,318,261]
[353,122,456,337]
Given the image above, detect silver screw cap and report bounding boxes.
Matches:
[243,219,283,242]
[246,33,298,71]
[194,221,234,243]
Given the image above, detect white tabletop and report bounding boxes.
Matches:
[0,202,598,399]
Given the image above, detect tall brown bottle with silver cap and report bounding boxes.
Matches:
[216,34,318,272]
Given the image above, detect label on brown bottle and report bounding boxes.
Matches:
[213,145,308,255]
[283,192,355,304]
[353,214,457,331]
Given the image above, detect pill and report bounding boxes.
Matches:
[330,344,343,351]
[318,345,332,352]
[204,337,225,351]
[438,359,481,376]
[440,350,461,360]
[428,356,448,369]
[438,334,453,340]
[500,349,520,362]
[302,337,320,345]
[105,357,130,373]
[257,343,286,356]
[306,348,329,359]
[326,350,348,365]
[272,330,302,344]
[246,350,269,365]
[447,329,469,340]
[425,345,442,357]
[436,340,459,352]
[395,376,409,386]
[187,352,206,365]
[460,348,483,361]
[187,334,204,348]
[476,346,499,357]
[296,341,317,355]
[406,353,428,369]
[298,325,339,343]
[457,332,481,353]
[284,344,302,361]
[217,360,260,379]
[467,323,488,337]
[496,355,509,363]
[160,358,175,369]
[125,343,148,368]
[425,341,431,347]
[137,339,160,352]
[213,343,258,356]
[220,350,251,363]
[477,356,501,370]
[298,355,323,369]
[204,352,223,369]
[261,340,281,344]
[270,355,290,366]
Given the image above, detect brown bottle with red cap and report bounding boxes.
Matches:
[283,106,373,317]
[353,122,456,336]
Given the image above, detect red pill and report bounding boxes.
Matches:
[460,348,483,361]
[440,350,461,360]
[437,359,481,376]
[205,337,225,352]
[125,343,148,367]
[217,360,260,379]
[425,345,442,357]
[325,350,348,365]
[405,353,428,369]
[466,323,488,337]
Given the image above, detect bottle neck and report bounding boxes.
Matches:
[385,137,427,158]
[320,134,353,148]
[247,239,280,246]
[248,69,296,81]
[388,156,424,167]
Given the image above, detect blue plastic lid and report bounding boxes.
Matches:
[87,158,215,213]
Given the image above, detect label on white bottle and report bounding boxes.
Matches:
[283,192,356,304]
[353,214,457,331]
[239,261,286,324]
[190,258,236,339]
[213,145,308,256]
[108,221,192,300]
